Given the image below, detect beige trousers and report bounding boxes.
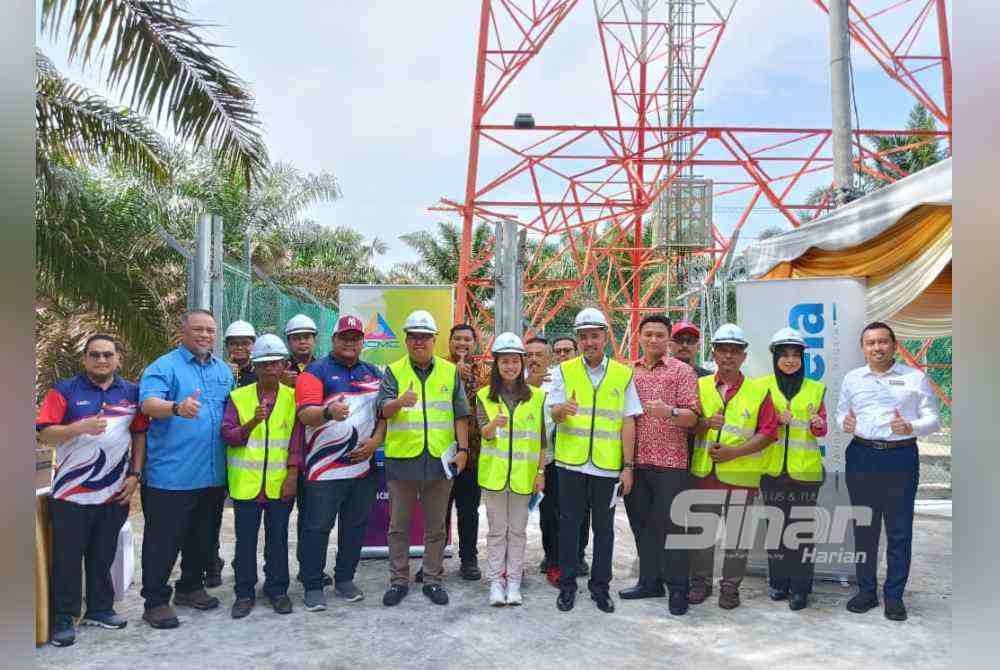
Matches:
[482,489,531,582]
[387,479,453,585]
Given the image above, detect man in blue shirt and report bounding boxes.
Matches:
[138,309,234,629]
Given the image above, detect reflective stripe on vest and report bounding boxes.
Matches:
[759,375,826,482]
[691,374,770,488]
[227,383,295,500]
[385,356,457,459]
[554,357,632,471]
[476,386,545,495]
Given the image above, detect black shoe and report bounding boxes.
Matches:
[50,615,75,647]
[768,587,788,601]
[230,598,255,619]
[323,572,333,587]
[619,582,665,600]
[591,590,614,613]
[668,591,689,616]
[422,583,449,605]
[556,588,576,612]
[539,557,550,573]
[460,561,482,581]
[576,560,590,577]
[789,593,808,611]
[382,584,409,607]
[270,594,293,615]
[884,598,908,621]
[846,592,879,613]
[415,568,424,583]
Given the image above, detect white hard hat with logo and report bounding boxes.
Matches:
[769,327,807,352]
[224,320,256,341]
[285,314,318,336]
[403,310,438,334]
[711,323,749,347]
[491,332,526,355]
[251,333,289,363]
[573,307,609,331]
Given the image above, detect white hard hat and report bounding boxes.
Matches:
[491,332,526,355]
[224,320,256,341]
[285,313,318,336]
[403,310,438,334]
[711,323,749,347]
[250,333,289,363]
[573,307,609,331]
[769,327,807,352]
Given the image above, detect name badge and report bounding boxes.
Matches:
[887,379,906,386]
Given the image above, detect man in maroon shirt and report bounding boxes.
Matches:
[688,324,779,609]
[621,315,700,616]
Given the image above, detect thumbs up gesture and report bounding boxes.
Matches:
[564,389,579,415]
[400,381,418,408]
[807,403,824,430]
[493,407,508,428]
[842,407,857,434]
[329,394,351,421]
[253,402,269,424]
[889,407,912,435]
[456,353,473,384]
[705,410,725,431]
[176,388,202,419]
[778,409,793,426]
[643,399,671,419]
[78,409,108,436]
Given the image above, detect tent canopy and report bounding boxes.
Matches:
[744,159,952,339]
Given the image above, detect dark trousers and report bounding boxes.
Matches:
[299,475,377,591]
[447,466,481,564]
[208,491,225,574]
[690,488,757,588]
[295,470,306,569]
[232,498,293,600]
[759,474,821,595]
[50,499,129,619]
[623,468,690,594]
[140,485,227,608]
[540,463,590,564]
[556,468,615,594]
[845,440,919,600]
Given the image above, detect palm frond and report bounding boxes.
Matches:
[36,49,170,187]
[41,0,268,185]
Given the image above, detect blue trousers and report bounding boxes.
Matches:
[232,498,292,600]
[844,439,919,600]
[299,475,376,591]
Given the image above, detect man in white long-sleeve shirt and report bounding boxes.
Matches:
[836,321,940,623]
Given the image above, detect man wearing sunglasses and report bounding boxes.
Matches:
[37,334,149,647]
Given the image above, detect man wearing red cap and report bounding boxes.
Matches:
[294,314,385,611]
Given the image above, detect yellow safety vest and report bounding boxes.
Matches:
[384,356,457,459]
[554,356,632,471]
[691,374,770,488]
[759,375,826,482]
[227,383,295,500]
[476,386,545,495]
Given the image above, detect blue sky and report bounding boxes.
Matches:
[38,0,947,265]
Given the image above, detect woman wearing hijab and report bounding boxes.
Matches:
[757,327,828,611]
[476,332,547,606]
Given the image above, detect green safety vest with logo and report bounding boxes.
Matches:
[227,383,295,500]
[385,356,457,459]
[554,356,632,471]
[691,374,770,488]
[759,375,826,483]
[476,386,546,495]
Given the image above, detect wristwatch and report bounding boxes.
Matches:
[127,469,142,481]
[456,446,470,454]
[623,462,634,470]
[170,401,180,416]
[670,407,680,417]
[536,468,545,476]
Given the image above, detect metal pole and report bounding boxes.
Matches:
[194,213,212,311]
[244,231,253,320]
[499,219,520,334]
[211,214,225,359]
[829,0,854,204]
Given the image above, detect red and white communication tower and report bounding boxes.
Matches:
[435,0,951,359]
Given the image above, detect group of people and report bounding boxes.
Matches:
[37,302,940,648]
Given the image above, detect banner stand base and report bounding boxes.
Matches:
[361,544,454,560]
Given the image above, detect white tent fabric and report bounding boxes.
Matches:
[746,158,952,278]
[744,159,952,338]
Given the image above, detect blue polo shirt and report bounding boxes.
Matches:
[139,345,234,490]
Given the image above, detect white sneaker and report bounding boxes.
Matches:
[507,580,523,606]
[489,580,506,607]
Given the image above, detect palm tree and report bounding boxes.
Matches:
[38,0,267,186]
[398,221,494,283]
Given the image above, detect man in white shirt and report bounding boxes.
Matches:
[836,321,940,622]
[547,309,642,613]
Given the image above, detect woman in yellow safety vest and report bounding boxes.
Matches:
[757,327,828,611]
[476,332,547,607]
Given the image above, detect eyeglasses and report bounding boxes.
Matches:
[87,351,116,360]
[672,337,698,346]
[553,348,576,355]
